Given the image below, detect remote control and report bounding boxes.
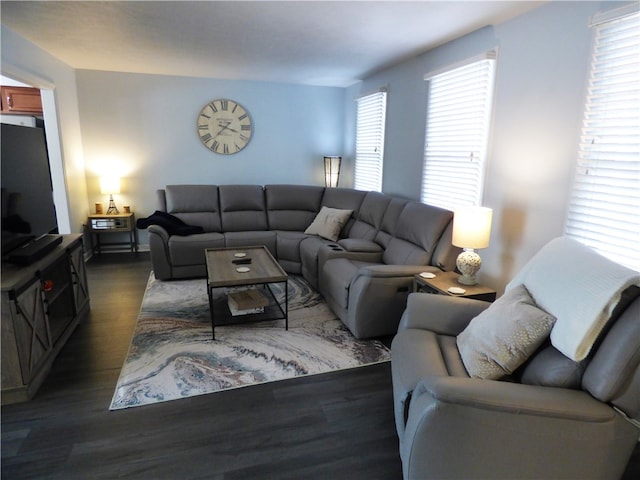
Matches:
[232,258,252,265]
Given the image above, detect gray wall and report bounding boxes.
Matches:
[75,70,346,245]
[347,1,620,292]
[1,25,89,235]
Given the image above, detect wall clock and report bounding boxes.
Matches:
[197,99,252,154]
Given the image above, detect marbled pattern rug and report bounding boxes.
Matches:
[110,273,391,409]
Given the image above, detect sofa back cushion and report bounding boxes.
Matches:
[431,221,460,271]
[320,188,366,237]
[219,185,268,232]
[164,185,222,232]
[383,201,453,266]
[519,344,586,389]
[518,287,640,417]
[265,184,325,231]
[581,289,640,418]
[375,197,409,248]
[348,191,392,241]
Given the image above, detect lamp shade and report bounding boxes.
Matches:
[100,176,121,195]
[324,156,341,188]
[452,206,493,249]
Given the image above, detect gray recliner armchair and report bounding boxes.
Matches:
[392,237,640,479]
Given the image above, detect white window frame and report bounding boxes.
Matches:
[354,90,387,192]
[421,52,497,209]
[565,5,640,271]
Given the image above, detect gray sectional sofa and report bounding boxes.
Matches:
[147,184,460,338]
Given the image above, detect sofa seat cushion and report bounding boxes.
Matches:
[224,231,277,257]
[169,232,225,266]
[338,238,383,253]
[322,258,374,309]
[457,284,556,380]
[275,230,310,264]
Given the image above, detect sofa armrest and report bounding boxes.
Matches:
[338,238,383,253]
[414,376,615,422]
[401,375,634,479]
[148,224,170,242]
[148,224,172,280]
[399,293,491,335]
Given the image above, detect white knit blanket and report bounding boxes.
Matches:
[507,237,640,361]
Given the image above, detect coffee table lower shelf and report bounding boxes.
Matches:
[207,281,288,340]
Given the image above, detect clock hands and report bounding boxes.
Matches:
[213,122,239,139]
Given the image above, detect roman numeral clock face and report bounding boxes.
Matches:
[197,99,253,154]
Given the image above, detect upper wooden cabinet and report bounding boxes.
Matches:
[1,86,43,115]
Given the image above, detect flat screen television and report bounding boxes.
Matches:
[1,122,61,263]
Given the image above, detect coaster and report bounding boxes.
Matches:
[236,267,251,273]
[448,286,466,295]
[234,252,247,258]
[419,272,436,279]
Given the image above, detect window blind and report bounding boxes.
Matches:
[565,9,640,271]
[355,91,387,192]
[421,53,496,209]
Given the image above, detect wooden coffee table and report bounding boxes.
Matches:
[205,246,288,340]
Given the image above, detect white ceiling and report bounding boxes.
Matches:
[1,1,545,87]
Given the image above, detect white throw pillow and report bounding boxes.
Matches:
[304,207,353,242]
[457,284,556,380]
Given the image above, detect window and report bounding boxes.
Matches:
[355,90,387,192]
[565,6,640,271]
[421,53,496,209]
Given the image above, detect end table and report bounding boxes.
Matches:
[413,270,496,302]
[88,213,138,254]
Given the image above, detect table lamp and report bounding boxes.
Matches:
[452,206,493,285]
[324,156,341,188]
[100,176,121,214]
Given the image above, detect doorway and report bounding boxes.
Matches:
[1,74,71,233]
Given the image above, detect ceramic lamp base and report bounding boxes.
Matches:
[456,249,482,285]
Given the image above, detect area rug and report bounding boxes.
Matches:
[109,273,391,410]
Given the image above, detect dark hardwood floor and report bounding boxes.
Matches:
[1,252,402,480]
[2,252,638,479]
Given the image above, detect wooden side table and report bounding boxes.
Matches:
[413,270,496,302]
[88,213,137,254]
